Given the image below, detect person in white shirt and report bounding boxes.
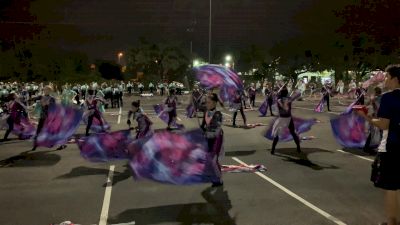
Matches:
[149,82,155,94]
[138,83,144,95]
[348,80,357,99]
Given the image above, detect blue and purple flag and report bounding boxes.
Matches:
[36,104,83,148]
[128,129,220,185]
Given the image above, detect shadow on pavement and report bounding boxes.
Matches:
[56,165,132,187]
[56,166,110,179]
[273,148,339,171]
[104,164,132,187]
[107,186,236,225]
[225,150,256,157]
[0,150,61,168]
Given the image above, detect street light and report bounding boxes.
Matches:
[224,54,234,69]
[118,52,123,64]
[193,59,200,67]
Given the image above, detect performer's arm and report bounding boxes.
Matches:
[357,93,390,130]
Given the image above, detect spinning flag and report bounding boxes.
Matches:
[195,64,243,103]
[330,112,367,148]
[153,104,184,129]
[363,71,386,89]
[314,97,325,113]
[12,116,36,140]
[185,104,195,118]
[128,129,220,185]
[36,104,83,147]
[78,130,133,162]
[264,117,318,142]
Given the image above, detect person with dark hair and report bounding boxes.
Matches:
[127,100,153,139]
[248,83,256,107]
[356,64,400,225]
[138,83,144,95]
[111,85,120,108]
[356,84,367,106]
[189,84,203,118]
[165,89,178,130]
[85,89,106,136]
[231,90,247,127]
[2,93,28,141]
[270,87,301,154]
[263,85,276,116]
[201,93,224,187]
[321,82,332,111]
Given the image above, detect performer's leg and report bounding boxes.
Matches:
[240,108,247,125]
[271,136,279,155]
[32,117,45,151]
[208,139,223,187]
[86,114,94,136]
[94,113,105,132]
[363,132,372,153]
[232,111,238,126]
[268,101,274,116]
[324,95,330,111]
[167,112,173,129]
[289,119,301,152]
[3,117,14,141]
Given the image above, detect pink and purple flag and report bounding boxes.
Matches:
[128,129,220,185]
[36,104,83,148]
[330,112,367,148]
[78,130,134,162]
[264,117,318,142]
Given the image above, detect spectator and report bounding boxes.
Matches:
[357,64,400,225]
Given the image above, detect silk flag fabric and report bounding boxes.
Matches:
[36,104,83,148]
[264,117,318,142]
[78,130,133,162]
[12,116,36,139]
[128,129,220,185]
[362,71,386,89]
[195,64,243,103]
[330,112,367,148]
[153,104,184,129]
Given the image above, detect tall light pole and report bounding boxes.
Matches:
[208,0,212,64]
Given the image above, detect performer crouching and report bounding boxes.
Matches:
[127,100,153,139]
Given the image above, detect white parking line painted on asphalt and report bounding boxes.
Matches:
[336,149,374,162]
[293,106,340,115]
[99,165,115,225]
[117,107,122,124]
[232,157,347,225]
[221,112,232,118]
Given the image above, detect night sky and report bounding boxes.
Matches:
[4,0,315,62]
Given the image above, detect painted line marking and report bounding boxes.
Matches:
[99,165,115,225]
[232,157,347,225]
[117,107,122,124]
[221,112,232,118]
[336,149,374,162]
